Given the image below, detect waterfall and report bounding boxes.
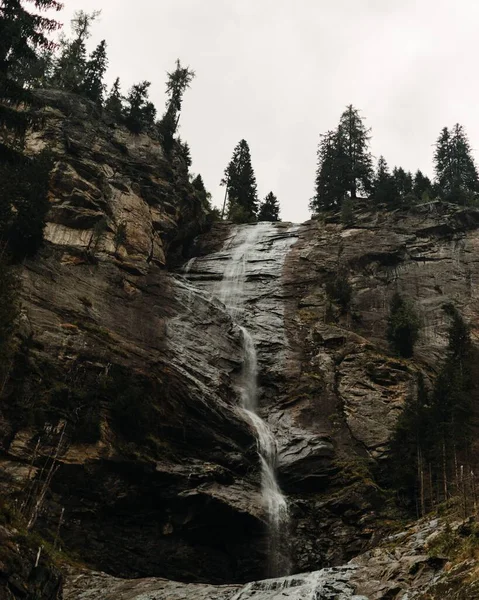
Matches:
[216,223,290,577]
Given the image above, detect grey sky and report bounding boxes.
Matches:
[53,0,479,223]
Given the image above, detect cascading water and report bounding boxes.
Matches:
[216,223,290,577]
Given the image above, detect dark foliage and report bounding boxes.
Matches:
[258,192,280,222]
[123,81,156,134]
[386,292,420,358]
[0,150,53,259]
[434,124,479,204]
[223,139,258,222]
[325,270,352,313]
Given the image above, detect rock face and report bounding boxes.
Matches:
[63,517,473,599]
[3,90,479,598]
[0,91,267,585]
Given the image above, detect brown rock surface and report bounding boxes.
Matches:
[3,89,479,597]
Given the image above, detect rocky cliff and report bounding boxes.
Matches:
[2,92,479,599]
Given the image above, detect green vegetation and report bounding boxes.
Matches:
[258,191,280,222]
[0,248,18,386]
[311,105,479,215]
[222,139,259,222]
[389,305,475,515]
[386,292,420,358]
[434,124,479,204]
[157,59,195,152]
[310,105,373,212]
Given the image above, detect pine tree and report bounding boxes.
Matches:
[393,167,413,198]
[222,139,258,222]
[0,0,62,157]
[336,104,373,200]
[434,124,479,203]
[0,149,53,259]
[105,77,123,120]
[192,174,206,198]
[0,244,19,383]
[177,138,192,168]
[389,373,431,510]
[81,39,108,104]
[386,292,420,358]
[258,192,280,222]
[124,81,156,134]
[52,10,99,93]
[373,156,398,205]
[310,130,345,212]
[191,174,211,208]
[158,59,195,153]
[413,170,433,201]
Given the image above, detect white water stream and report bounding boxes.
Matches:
[216,223,290,577]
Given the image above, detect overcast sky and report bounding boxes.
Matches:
[51,0,479,223]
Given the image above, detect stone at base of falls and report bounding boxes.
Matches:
[64,518,457,600]
[64,567,360,600]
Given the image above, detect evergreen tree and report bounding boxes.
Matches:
[191,173,212,209]
[386,292,420,358]
[0,244,19,383]
[158,59,195,153]
[389,304,475,511]
[413,170,433,201]
[0,0,62,157]
[310,130,345,212]
[105,77,123,120]
[388,373,431,508]
[52,10,99,93]
[0,149,53,259]
[258,192,280,222]
[434,124,479,203]
[373,156,398,205]
[123,81,156,133]
[222,139,258,222]
[393,167,413,198]
[192,174,207,199]
[81,39,108,104]
[336,104,373,200]
[177,138,192,168]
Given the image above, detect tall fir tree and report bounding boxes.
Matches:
[222,139,258,222]
[413,170,433,201]
[310,130,345,212]
[105,77,123,120]
[0,0,62,157]
[386,292,420,358]
[336,104,373,200]
[373,156,398,205]
[158,59,195,153]
[123,81,156,133]
[258,192,280,222]
[52,10,99,92]
[434,124,479,203]
[392,167,413,198]
[81,39,108,104]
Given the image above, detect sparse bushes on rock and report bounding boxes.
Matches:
[325,270,353,314]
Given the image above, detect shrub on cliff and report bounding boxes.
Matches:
[386,292,420,358]
[325,270,352,313]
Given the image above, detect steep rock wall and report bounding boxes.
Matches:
[0,91,268,585]
[3,88,479,597]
